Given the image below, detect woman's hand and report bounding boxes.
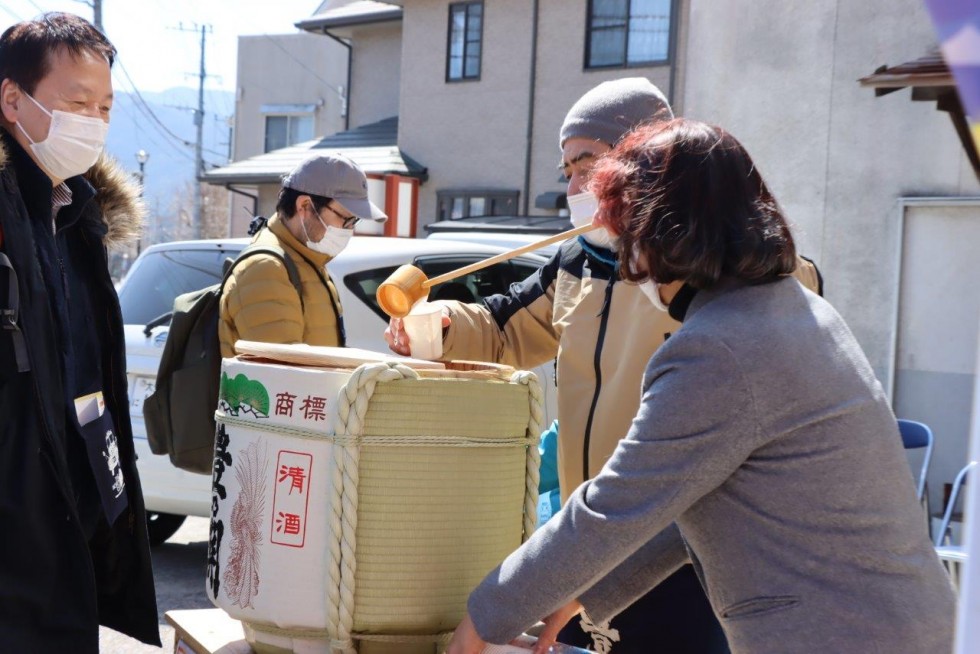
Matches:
[532,599,584,654]
[384,317,411,356]
[446,613,487,654]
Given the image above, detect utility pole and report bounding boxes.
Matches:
[176,23,212,239]
[135,149,149,254]
[74,0,103,32]
[194,24,206,239]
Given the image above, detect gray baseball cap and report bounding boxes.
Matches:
[282,152,388,222]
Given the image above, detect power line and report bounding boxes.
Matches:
[115,57,196,149]
[260,33,345,100]
[111,94,195,164]
[23,0,44,15]
[111,68,197,163]
[206,88,233,122]
[0,5,25,22]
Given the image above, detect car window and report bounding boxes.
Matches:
[342,257,545,322]
[118,248,239,325]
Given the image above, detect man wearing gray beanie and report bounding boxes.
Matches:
[559,76,673,149]
[389,78,820,653]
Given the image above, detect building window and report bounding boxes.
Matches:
[585,0,672,69]
[447,2,483,82]
[437,190,518,221]
[264,114,314,153]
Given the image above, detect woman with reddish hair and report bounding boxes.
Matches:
[447,119,954,654]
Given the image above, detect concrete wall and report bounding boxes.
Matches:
[679,0,980,384]
[399,0,676,226]
[234,33,348,160]
[348,22,402,129]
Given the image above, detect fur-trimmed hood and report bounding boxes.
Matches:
[0,137,145,250]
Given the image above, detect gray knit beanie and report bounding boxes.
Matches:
[559,77,673,149]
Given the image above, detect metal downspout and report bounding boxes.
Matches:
[521,0,540,216]
[667,0,681,109]
[323,29,352,131]
[225,185,259,236]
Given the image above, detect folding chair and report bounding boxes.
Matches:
[934,461,976,593]
[897,419,933,502]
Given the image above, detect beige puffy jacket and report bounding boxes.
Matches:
[219,214,344,358]
[440,238,821,502]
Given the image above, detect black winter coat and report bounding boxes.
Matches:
[0,134,160,650]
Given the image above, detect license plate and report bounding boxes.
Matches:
[131,376,156,412]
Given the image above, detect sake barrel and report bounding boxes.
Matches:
[205,343,541,654]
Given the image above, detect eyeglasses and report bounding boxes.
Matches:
[323,204,361,230]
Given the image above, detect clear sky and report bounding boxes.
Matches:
[0,0,324,93]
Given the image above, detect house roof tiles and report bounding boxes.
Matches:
[202,117,426,185]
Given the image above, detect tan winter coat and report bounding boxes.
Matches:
[440,238,821,502]
[219,213,344,358]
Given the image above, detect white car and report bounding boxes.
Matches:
[117,235,556,544]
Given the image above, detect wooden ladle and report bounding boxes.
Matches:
[376,224,596,318]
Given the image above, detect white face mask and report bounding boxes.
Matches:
[637,279,669,313]
[16,92,108,180]
[567,190,619,251]
[631,244,669,312]
[302,208,353,257]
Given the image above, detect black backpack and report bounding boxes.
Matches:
[143,241,303,474]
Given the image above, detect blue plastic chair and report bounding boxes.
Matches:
[935,461,975,548]
[934,461,975,593]
[897,419,934,502]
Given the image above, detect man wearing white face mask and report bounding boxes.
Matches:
[219,152,387,358]
[388,78,822,654]
[0,13,160,651]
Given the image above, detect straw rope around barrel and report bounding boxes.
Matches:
[329,363,541,653]
[329,362,421,654]
[510,370,542,542]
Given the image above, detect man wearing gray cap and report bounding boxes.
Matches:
[219,152,387,358]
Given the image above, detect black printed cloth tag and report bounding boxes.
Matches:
[77,408,128,525]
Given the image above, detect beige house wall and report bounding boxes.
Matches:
[399,0,533,225]
[529,0,674,216]
[348,22,403,129]
[234,33,348,161]
[399,0,677,227]
[228,32,349,236]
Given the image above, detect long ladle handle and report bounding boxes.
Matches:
[422,224,597,289]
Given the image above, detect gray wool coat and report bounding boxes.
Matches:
[468,277,955,654]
